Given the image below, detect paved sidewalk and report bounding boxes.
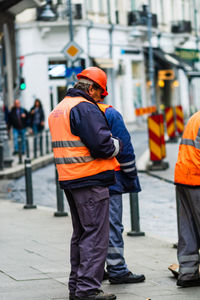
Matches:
[1,199,200,300]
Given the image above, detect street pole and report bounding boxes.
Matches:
[66,0,74,89]
[107,0,115,107]
[67,0,74,42]
[193,0,199,61]
[147,0,156,108]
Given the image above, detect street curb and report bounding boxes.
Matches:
[0,153,54,179]
[139,169,174,184]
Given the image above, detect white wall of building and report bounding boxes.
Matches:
[15,0,200,127]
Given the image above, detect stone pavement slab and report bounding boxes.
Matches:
[1,199,200,299]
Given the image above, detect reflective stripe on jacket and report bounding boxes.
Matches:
[48,96,119,181]
[174,111,200,186]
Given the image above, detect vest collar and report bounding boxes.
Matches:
[66,88,97,105]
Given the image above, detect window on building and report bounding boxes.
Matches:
[48,60,67,79]
[98,0,105,13]
[160,0,164,24]
[132,61,143,108]
[87,0,93,12]
[182,0,185,19]
[132,61,142,79]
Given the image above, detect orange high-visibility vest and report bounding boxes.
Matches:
[174,111,200,186]
[97,102,112,113]
[48,96,119,181]
[97,102,121,171]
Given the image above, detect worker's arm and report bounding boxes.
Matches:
[105,107,137,179]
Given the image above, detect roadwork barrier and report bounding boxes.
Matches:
[165,107,178,142]
[147,114,169,171]
[175,105,184,136]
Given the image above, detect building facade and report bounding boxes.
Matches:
[15,0,200,125]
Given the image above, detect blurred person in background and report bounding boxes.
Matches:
[98,99,145,285]
[30,98,45,134]
[8,99,28,155]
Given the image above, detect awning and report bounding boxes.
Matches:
[143,47,193,72]
[187,71,200,78]
[92,58,114,69]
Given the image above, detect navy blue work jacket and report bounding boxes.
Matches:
[104,106,141,194]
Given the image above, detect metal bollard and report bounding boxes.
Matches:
[54,167,68,217]
[127,193,145,237]
[39,132,43,156]
[45,130,49,154]
[24,158,37,209]
[18,135,22,164]
[25,134,30,158]
[33,133,37,159]
[0,141,4,170]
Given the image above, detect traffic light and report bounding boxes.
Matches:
[20,77,26,90]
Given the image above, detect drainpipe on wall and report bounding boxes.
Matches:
[147,0,157,108]
[3,23,14,108]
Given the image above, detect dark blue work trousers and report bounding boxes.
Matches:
[64,186,109,297]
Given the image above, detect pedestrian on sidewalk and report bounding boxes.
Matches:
[8,99,28,155]
[98,101,145,285]
[29,98,45,134]
[48,67,121,300]
[174,110,200,288]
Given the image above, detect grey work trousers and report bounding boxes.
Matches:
[176,185,200,281]
[64,186,109,297]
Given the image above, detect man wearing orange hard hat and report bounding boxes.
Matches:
[49,66,122,300]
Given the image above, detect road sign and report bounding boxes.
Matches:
[175,48,200,62]
[62,41,83,62]
[66,66,82,78]
[158,69,174,80]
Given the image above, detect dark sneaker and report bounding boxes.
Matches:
[69,293,75,300]
[103,270,109,281]
[109,271,145,284]
[75,289,116,300]
[177,278,200,287]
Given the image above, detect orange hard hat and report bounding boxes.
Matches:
[77,67,108,96]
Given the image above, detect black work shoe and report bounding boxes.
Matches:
[69,293,75,300]
[177,278,200,287]
[109,271,145,284]
[75,289,116,300]
[103,270,109,281]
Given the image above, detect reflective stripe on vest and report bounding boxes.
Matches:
[48,96,119,181]
[52,140,85,148]
[55,156,94,164]
[174,111,200,185]
[180,127,200,149]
